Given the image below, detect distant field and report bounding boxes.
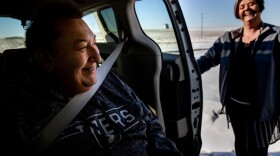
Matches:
[189,30,225,52]
[143,29,227,53]
[0,28,228,53]
[0,37,24,53]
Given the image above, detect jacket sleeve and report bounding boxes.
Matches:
[196,34,226,74]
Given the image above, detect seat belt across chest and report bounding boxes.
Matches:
[36,41,125,152]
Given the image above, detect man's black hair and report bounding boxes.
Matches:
[25,1,82,56]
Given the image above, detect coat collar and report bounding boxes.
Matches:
[230,22,270,40]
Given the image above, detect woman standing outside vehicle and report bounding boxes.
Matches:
[196,0,280,155]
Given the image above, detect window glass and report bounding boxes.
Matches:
[0,17,26,53]
[83,13,106,43]
[135,0,179,54]
[83,7,118,43]
[99,8,118,37]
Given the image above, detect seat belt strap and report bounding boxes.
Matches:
[36,41,125,152]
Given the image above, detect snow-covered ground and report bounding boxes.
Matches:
[199,62,280,155]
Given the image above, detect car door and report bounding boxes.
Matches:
[134,0,203,155]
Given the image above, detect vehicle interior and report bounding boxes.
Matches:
[0,0,203,155]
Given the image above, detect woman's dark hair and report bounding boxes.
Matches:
[234,0,265,19]
[25,1,82,56]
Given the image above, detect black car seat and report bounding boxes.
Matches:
[2,48,31,82]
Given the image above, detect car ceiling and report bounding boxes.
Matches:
[0,0,114,20]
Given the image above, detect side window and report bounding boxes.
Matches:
[83,13,105,42]
[99,8,118,37]
[135,0,179,54]
[83,8,118,61]
[83,7,118,43]
[0,17,26,53]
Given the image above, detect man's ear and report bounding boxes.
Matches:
[34,49,54,71]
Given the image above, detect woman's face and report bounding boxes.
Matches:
[238,0,261,23]
[49,18,101,95]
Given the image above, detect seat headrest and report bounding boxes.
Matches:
[3,48,31,81]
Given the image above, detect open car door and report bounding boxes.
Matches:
[133,0,203,155]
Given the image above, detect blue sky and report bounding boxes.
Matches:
[0,18,25,38]
[179,0,280,28]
